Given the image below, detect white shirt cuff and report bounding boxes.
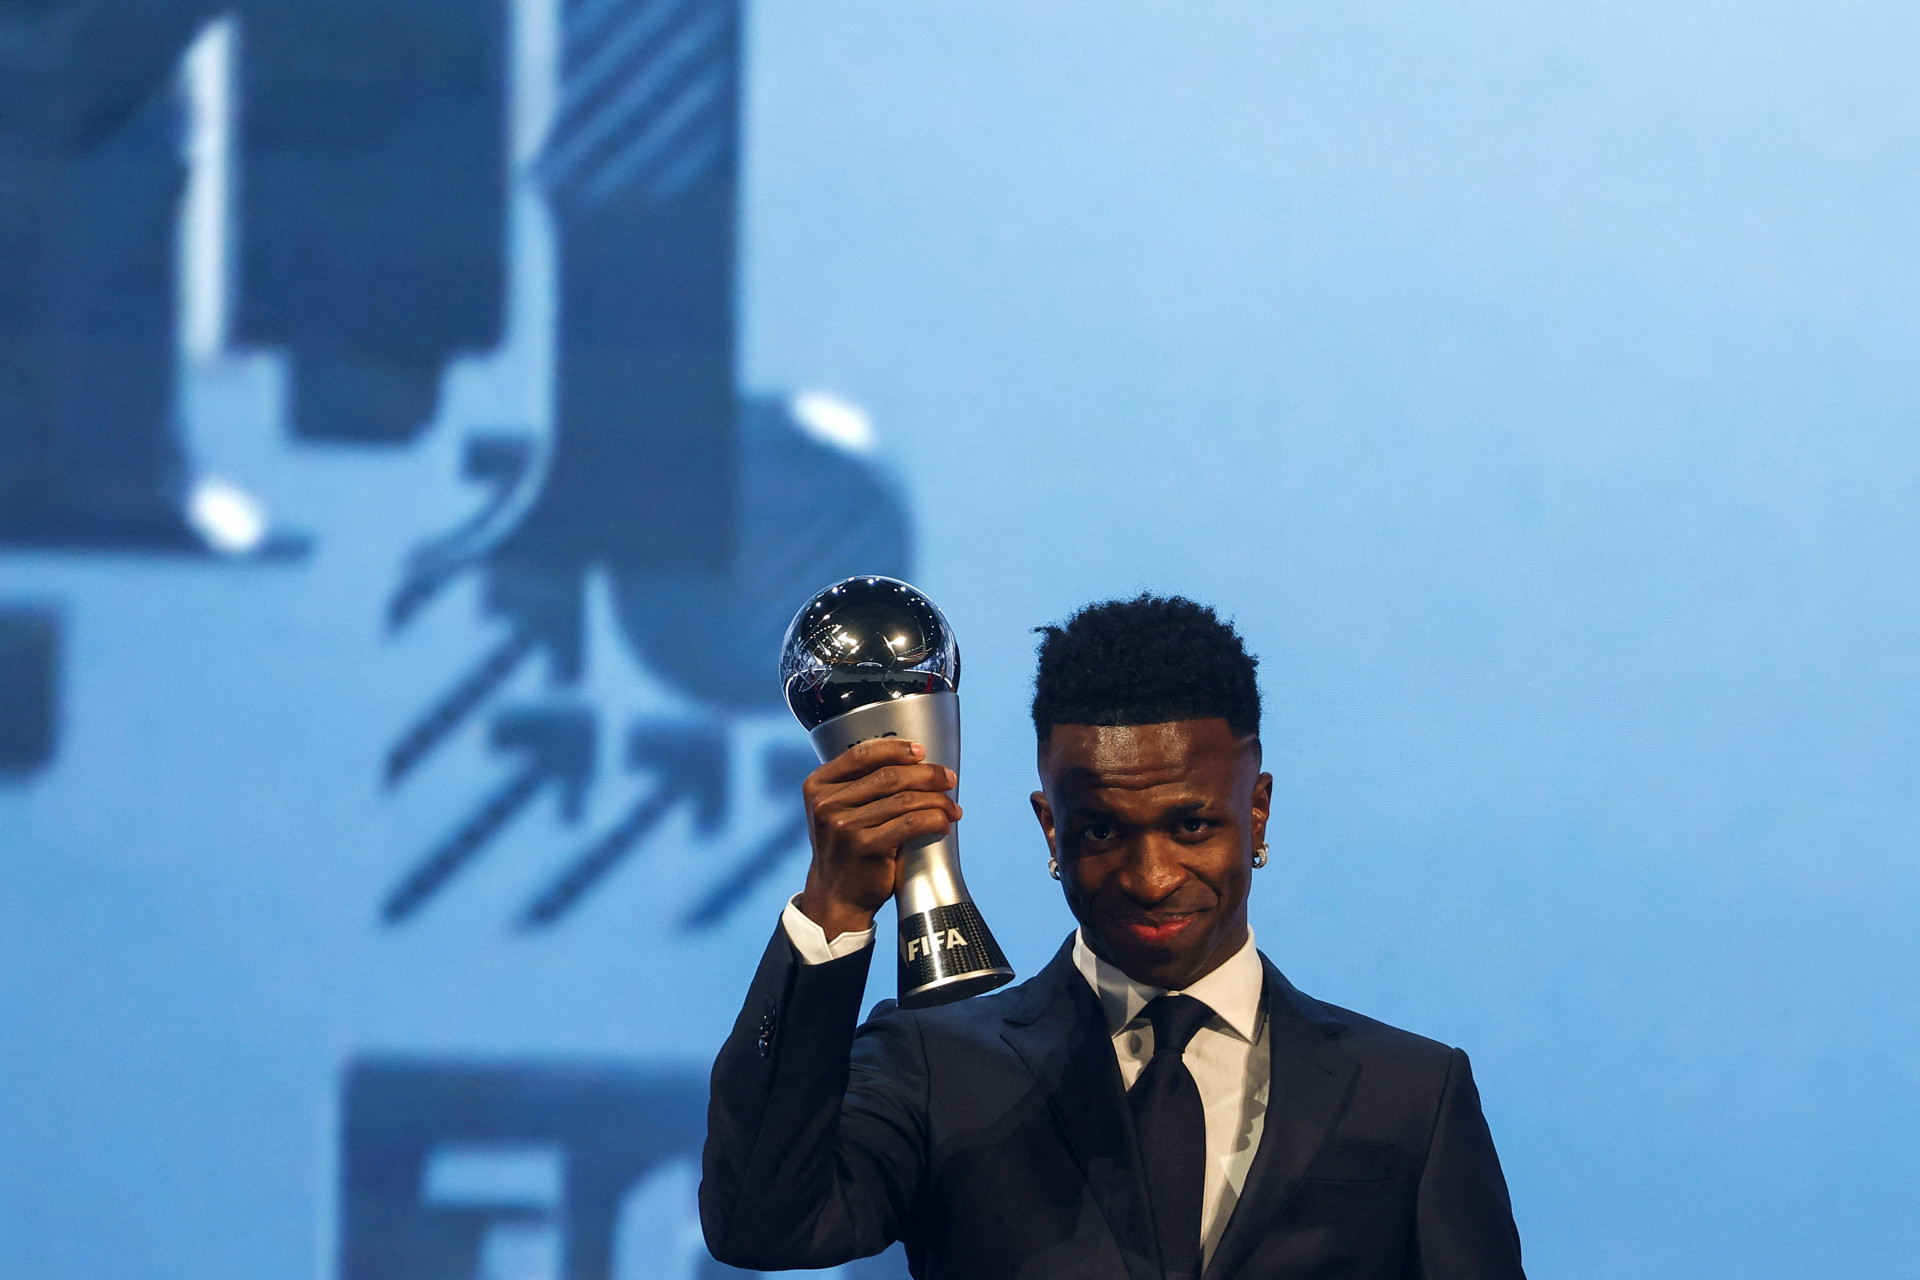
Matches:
[781,895,875,964]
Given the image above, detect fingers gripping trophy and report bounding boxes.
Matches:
[782,577,1015,1006]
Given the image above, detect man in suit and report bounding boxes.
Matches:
[703,595,1526,1278]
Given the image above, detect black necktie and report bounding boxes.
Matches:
[1130,993,1214,1279]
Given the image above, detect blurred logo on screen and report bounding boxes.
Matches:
[3,6,908,1277]
[339,1061,714,1280]
[341,1060,907,1280]
[0,0,908,922]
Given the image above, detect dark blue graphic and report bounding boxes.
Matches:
[341,1060,909,1279]
[340,1059,721,1279]
[518,721,726,927]
[0,1,214,551]
[380,0,911,930]
[383,706,598,924]
[530,0,741,575]
[0,606,59,776]
[381,392,911,928]
[4,4,914,1275]
[678,743,815,929]
[0,0,457,544]
[236,0,508,443]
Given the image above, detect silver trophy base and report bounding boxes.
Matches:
[896,900,1014,1008]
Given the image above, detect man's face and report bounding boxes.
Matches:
[1031,718,1271,990]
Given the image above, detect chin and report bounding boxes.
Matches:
[1123,959,1189,988]
[1099,937,1202,987]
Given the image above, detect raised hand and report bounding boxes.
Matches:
[796,737,961,938]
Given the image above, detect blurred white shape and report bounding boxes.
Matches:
[178,17,235,361]
[477,1219,562,1280]
[422,1144,565,1280]
[511,0,561,168]
[422,1142,565,1209]
[187,478,267,555]
[614,1156,703,1280]
[791,390,876,454]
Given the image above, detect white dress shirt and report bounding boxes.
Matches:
[781,901,1270,1266]
[1071,927,1270,1267]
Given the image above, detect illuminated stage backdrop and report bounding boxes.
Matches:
[3,3,1918,1278]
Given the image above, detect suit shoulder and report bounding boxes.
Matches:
[1314,1002,1467,1117]
[860,970,1045,1041]
[1280,976,1461,1079]
[1320,1000,1456,1059]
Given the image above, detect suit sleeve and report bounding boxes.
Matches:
[1411,1048,1526,1279]
[701,924,927,1271]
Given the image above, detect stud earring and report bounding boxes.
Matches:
[1252,843,1269,869]
[1048,857,1061,880]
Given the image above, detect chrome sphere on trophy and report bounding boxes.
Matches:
[781,576,1014,1006]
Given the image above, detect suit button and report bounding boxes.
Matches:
[757,1001,778,1057]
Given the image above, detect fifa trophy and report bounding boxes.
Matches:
[781,577,1015,1006]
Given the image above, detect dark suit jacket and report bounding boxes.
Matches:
[702,928,1525,1279]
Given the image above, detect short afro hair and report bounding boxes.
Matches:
[1031,594,1261,744]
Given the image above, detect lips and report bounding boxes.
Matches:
[1120,913,1198,946]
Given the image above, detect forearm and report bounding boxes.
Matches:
[701,925,920,1270]
[704,732,949,1267]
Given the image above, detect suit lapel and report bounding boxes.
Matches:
[1000,940,1163,1280]
[1202,956,1358,1280]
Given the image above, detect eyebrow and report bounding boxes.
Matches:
[1068,798,1219,822]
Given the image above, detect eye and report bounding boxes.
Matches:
[1080,822,1116,843]
[1177,817,1210,836]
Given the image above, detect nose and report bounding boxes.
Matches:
[1111,833,1188,906]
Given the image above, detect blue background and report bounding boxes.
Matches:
[4,2,1918,1277]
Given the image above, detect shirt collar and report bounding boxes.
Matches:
[1071,926,1264,1044]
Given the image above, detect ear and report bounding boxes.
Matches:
[1250,770,1273,851]
[1030,790,1059,857]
